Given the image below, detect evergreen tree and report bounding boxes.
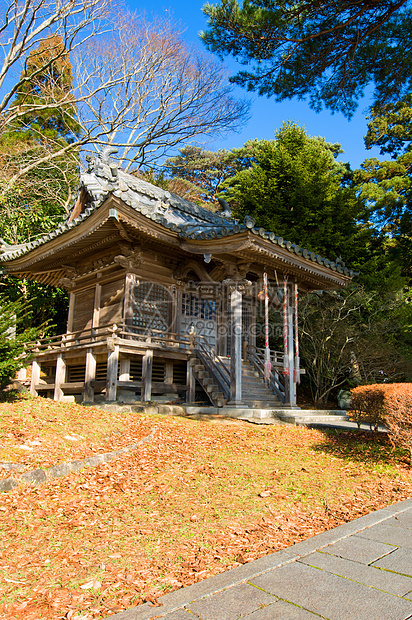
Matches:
[0,294,46,390]
[201,0,412,117]
[354,95,412,278]
[222,122,371,269]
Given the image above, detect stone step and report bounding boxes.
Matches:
[242,378,266,386]
[277,410,349,426]
[242,390,281,399]
[243,402,283,408]
[241,387,277,394]
[197,371,212,381]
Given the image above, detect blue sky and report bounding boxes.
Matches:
[128,0,382,169]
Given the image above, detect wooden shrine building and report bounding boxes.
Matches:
[0,149,352,410]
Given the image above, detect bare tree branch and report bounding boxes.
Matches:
[0,3,249,187]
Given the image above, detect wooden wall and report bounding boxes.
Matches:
[99,279,124,326]
[71,277,124,333]
[72,287,95,333]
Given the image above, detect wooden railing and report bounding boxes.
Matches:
[193,335,231,401]
[118,323,191,348]
[247,344,286,403]
[27,322,191,354]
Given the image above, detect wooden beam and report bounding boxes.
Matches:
[17,367,27,381]
[54,354,66,402]
[141,348,153,402]
[174,287,182,338]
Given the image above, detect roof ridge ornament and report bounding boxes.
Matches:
[85,146,119,181]
[217,197,232,218]
[100,146,118,164]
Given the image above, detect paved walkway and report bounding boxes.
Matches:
[109,499,412,620]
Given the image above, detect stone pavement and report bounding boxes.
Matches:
[109,499,412,620]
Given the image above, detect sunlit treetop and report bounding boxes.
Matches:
[201,0,411,117]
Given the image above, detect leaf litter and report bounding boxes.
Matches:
[0,398,411,619]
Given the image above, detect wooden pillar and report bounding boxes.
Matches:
[17,367,27,381]
[83,348,96,403]
[217,296,226,356]
[229,286,243,406]
[66,292,75,333]
[141,349,153,402]
[186,361,195,404]
[119,358,130,382]
[30,359,41,396]
[285,286,297,407]
[250,300,257,349]
[93,283,101,333]
[54,354,66,402]
[165,361,173,385]
[123,273,135,329]
[174,287,182,340]
[106,343,119,401]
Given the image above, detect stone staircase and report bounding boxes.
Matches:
[188,355,229,408]
[219,357,284,408]
[189,353,284,409]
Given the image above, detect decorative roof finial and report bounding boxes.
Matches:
[217,197,232,218]
[100,146,119,164]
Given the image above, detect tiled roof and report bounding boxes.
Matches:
[0,149,354,277]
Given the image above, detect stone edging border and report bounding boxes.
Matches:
[0,430,155,493]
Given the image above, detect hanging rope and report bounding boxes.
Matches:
[283,278,289,375]
[294,282,300,384]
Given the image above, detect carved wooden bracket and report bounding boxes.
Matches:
[113,250,144,271]
[173,259,214,283]
[220,260,251,280]
[58,277,74,289]
[222,278,252,294]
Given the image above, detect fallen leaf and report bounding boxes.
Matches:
[92,578,101,590]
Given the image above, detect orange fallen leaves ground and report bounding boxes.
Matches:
[0,398,152,478]
[1,397,411,620]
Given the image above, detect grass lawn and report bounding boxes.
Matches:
[1,396,411,619]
